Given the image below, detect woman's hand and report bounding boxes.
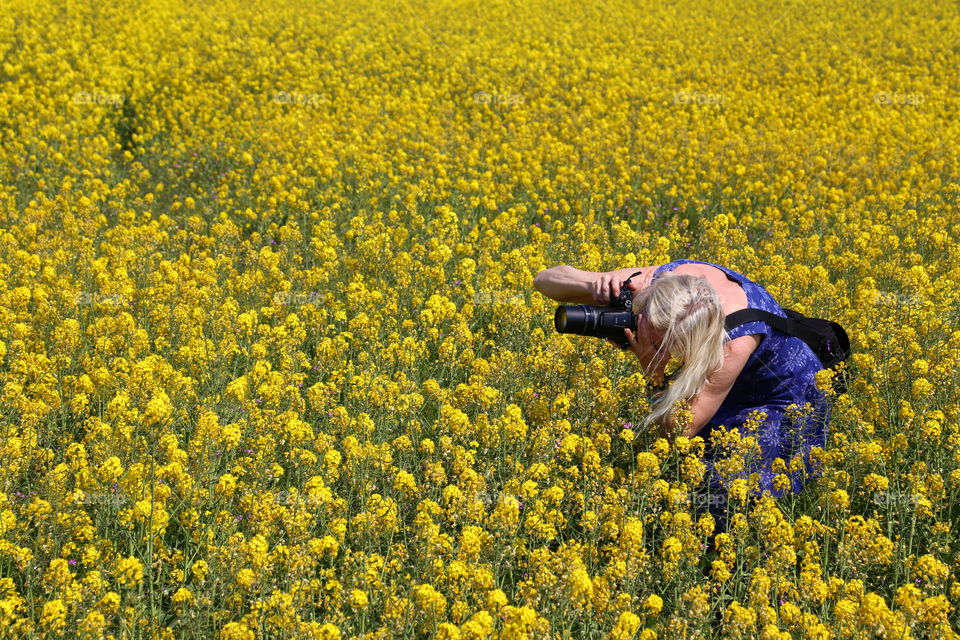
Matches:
[622,326,647,363]
[591,268,653,304]
[591,272,628,304]
[615,285,669,373]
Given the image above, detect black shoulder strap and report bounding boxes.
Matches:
[724,308,824,348]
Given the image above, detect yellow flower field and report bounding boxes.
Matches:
[1,0,959,637]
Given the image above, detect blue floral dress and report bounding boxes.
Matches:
[651,259,831,533]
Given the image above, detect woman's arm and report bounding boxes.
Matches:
[533,265,656,304]
[659,334,761,439]
[533,265,600,304]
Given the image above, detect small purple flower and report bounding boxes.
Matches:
[622,422,634,429]
[68,559,77,566]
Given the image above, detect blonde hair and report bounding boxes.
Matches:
[632,273,728,432]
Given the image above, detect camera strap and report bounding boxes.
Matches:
[724,307,851,370]
[724,308,824,351]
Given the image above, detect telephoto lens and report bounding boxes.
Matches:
[554,304,596,334]
[553,303,635,348]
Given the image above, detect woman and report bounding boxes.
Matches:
[533,259,831,535]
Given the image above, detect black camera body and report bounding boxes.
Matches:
[553,272,642,349]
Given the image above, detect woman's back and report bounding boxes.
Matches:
[653,259,831,499]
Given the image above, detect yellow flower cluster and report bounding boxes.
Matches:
[0,0,959,637]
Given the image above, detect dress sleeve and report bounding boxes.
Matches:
[726,321,767,343]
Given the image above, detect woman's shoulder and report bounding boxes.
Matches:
[662,262,751,315]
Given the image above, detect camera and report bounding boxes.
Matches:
[553,271,642,349]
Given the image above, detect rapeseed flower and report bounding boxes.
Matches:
[1,0,958,636]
